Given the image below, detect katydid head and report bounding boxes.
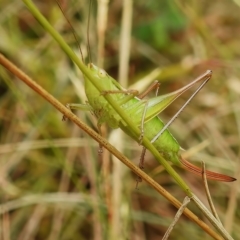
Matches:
[84,62,112,103]
[87,63,108,78]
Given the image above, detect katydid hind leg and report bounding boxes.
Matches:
[138,81,161,143]
[151,73,211,144]
[138,80,162,143]
[138,101,148,145]
[136,101,151,186]
[147,73,236,182]
[136,72,211,182]
[136,81,161,177]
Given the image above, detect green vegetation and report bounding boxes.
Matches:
[0,0,239,239]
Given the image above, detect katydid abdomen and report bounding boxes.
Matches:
[84,63,235,182]
[119,115,180,165]
[120,112,235,182]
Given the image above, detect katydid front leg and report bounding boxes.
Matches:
[62,103,92,121]
[63,83,139,156]
[62,102,106,155]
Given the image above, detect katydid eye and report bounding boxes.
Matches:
[98,69,107,77]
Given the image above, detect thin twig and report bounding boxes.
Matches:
[162,196,191,240]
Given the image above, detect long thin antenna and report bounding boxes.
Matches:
[87,0,92,63]
[55,0,84,62]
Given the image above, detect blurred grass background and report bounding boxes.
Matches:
[0,0,240,239]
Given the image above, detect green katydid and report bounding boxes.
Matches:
[24,0,235,183]
[66,63,235,182]
[55,1,235,183]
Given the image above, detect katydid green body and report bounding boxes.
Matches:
[84,63,235,182]
[22,0,235,193]
[85,63,190,167]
